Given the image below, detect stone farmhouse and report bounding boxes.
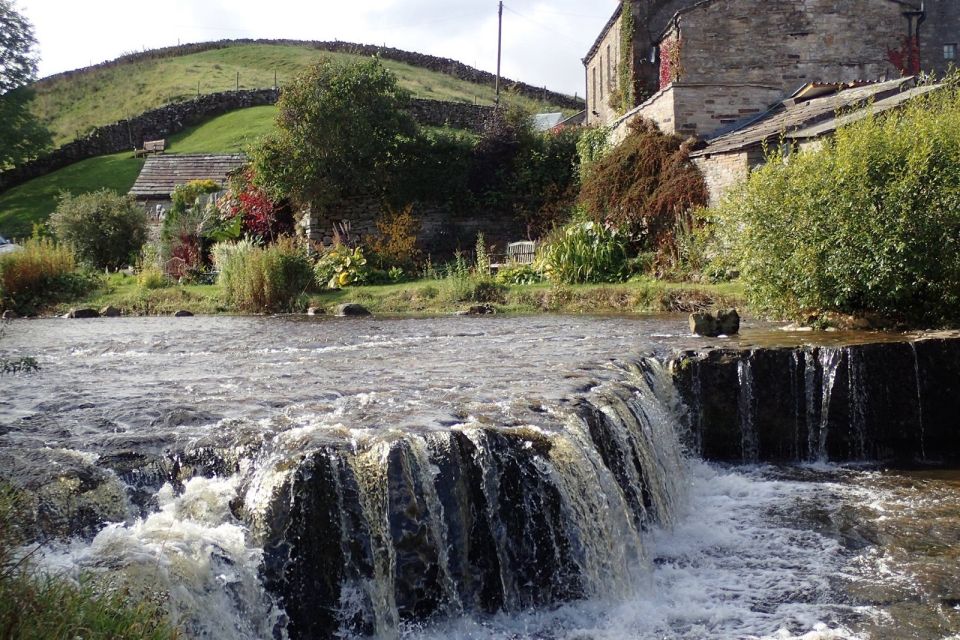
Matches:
[583,0,958,200]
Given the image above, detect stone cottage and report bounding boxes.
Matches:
[129,154,247,215]
[584,0,954,137]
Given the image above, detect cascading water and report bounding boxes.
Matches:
[4,318,960,640]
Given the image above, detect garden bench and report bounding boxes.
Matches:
[134,139,166,158]
[490,241,536,273]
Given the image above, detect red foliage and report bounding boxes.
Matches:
[221,169,292,240]
[167,234,201,278]
[659,38,681,90]
[887,36,920,76]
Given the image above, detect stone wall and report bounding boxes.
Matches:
[304,198,526,258]
[609,87,673,144]
[0,92,495,195]
[677,0,906,91]
[671,84,784,138]
[36,38,583,111]
[585,11,624,126]
[919,0,960,77]
[692,148,765,205]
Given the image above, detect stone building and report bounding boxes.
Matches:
[583,0,955,136]
[129,154,247,214]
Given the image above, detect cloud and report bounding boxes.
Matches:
[20,0,616,96]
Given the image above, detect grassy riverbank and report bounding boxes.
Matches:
[49,273,745,317]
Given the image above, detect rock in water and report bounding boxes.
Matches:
[68,308,100,319]
[173,310,194,317]
[100,305,122,318]
[336,303,371,317]
[2,310,17,319]
[689,312,720,337]
[717,309,740,335]
[307,307,324,316]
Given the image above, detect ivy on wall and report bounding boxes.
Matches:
[617,0,635,114]
[659,37,684,89]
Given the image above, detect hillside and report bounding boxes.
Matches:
[0,107,279,237]
[28,42,579,147]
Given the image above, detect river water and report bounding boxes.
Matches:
[1,316,958,640]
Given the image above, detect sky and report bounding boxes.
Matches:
[18,0,617,98]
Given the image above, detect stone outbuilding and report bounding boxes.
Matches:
[689,76,941,204]
[129,154,247,214]
[584,0,953,138]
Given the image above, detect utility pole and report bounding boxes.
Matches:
[495,1,503,106]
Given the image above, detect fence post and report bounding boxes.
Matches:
[236,71,240,92]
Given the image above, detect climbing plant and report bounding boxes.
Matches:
[617,0,635,114]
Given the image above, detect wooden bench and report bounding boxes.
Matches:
[490,241,536,273]
[134,139,166,158]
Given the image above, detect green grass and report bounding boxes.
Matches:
[59,273,745,318]
[29,43,574,146]
[0,152,145,238]
[0,106,281,237]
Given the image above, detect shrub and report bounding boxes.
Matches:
[0,237,98,314]
[161,183,225,279]
[49,189,148,270]
[218,169,292,241]
[538,221,630,284]
[715,82,960,325]
[366,204,421,270]
[495,263,544,285]
[314,244,370,289]
[137,268,169,290]
[578,119,708,251]
[170,179,220,216]
[213,237,313,313]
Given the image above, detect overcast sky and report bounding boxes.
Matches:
[19,0,617,97]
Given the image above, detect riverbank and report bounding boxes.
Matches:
[44,272,746,317]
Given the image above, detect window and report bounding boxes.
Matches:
[592,66,597,110]
[607,44,613,87]
[599,55,604,99]
[945,44,957,60]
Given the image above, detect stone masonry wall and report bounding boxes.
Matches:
[693,148,765,205]
[0,92,495,195]
[919,0,960,77]
[586,13,623,126]
[305,198,525,259]
[671,84,784,138]
[677,0,907,91]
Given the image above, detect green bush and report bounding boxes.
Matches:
[0,237,99,315]
[538,221,630,284]
[137,268,169,290]
[715,82,960,325]
[314,244,370,289]
[495,263,544,285]
[49,189,148,270]
[213,237,313,313]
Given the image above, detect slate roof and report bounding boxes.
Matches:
[690,77,930,158]
[129,154,247,199]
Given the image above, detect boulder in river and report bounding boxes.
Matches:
[689,312,719,337]
[2,310,17,319]
[100,305,122,318]
[68,308,100,319]
[336,303,371,317]
[173,310,194,317]
[716,309,741,336]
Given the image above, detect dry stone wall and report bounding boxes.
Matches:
[0,92,495,194]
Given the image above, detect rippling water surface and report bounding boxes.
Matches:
[1,316,959,640]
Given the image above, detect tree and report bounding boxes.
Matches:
[49,190,148,270]
[0,0,51,167]
[250,56,416,210]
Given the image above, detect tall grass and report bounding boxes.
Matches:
[0,237,98,315]
[0,484,179,640]
[213,237,313,312]
[538,221,630,284]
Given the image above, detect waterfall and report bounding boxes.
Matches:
[233,357,691,639]
[909,342,927,461]
[847,347,868,460]
[737,357,759,463]
[815,349,843,462]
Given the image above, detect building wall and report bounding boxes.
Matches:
[586,13,624,126]
[677,0,907,91]
[671,84,784,137]
[693,148,765,205]
[919,0,960,76]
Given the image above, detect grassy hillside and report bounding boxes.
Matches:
[30,43,573,146]
[0,107,282,237]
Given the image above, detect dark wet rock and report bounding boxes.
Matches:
[689,312,719,337]
[2,310,17,319]
[336,303,371,317]
[307,307,324,316]
[68,308,99,319]
[0,449,129,540]
[173,310,194,317]
[716,309,740,335]
[99,305,122,318]
[458,304,496,316]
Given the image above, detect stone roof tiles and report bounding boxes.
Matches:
[129,154,247,199]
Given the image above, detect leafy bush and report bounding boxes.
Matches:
[495,263,544,285]
[218,169,292,241]
[213,237,313,313]
[49,189,148,270]
[161,182,228,279]
[538,221,630,284]
[366,204,421,270]
[0,237,98,314]
[715,83,960,325]
[137,268,169,290]
[576,125,611,178]
[170,179,220,216]
[578,119,707,251]
[314,244,370,289]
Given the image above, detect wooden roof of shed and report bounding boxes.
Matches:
[129,154,247,198]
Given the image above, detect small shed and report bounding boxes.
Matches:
[129,154,247,213]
